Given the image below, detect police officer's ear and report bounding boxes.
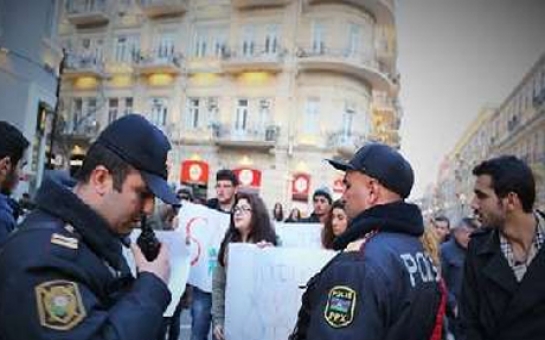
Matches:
[367,178,382,204]
[89,165,115,196]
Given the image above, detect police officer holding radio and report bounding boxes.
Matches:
[290,143,444,340]
[0,114,179,340]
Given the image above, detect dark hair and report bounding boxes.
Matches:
[473,155,535,213]
[177,187,194,202]
[216,169,239,186]
[322,200,346,249]
[456,217,479,231]
[74,143,132,192]
[285,208,301,222]
[0,121,30,165]
[313,187,333,205]
[433,215,450,229]
[218,192,277,267]
[273,202,284,222]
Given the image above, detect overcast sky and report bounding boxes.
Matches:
[396,0,545,199]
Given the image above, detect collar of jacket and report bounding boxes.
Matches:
[332,200,424,251]
[34,177,128,272]
[0,193,13,215]
[477,210,545,256]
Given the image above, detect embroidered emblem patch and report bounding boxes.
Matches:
[35,280,86,330]
[324,286,356,328]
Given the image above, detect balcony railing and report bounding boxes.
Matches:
[65,0,109,27]
[231,0,291,8]
[63,52,106,77]
[232,0,291,8]
[60,114,100,140]
[222,44,286,73]
[213,123,280,148]
[297,46,397,93]
[133,50,183,74]
[327,131,366,150]
[137,0,188,17]
[305,0,394,26]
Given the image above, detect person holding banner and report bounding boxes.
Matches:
[321,200,349,250]
[290,142,444,340]
[212,192,278,340]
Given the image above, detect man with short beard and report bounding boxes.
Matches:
[0,121,29,245]
[461,156,545,340]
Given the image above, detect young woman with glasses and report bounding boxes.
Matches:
[211,192,278,340]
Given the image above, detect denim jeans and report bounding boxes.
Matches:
[190,286,212,340]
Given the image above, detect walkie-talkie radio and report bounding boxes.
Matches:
[136,214,161,261]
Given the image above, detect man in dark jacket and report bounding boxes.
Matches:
[187,169,238,340]
[300,187,332,224]
[0,114,178,340]
[290,143,443,340]
[461,156,545,340]
[0,121,29,245]
[441,217,478,339]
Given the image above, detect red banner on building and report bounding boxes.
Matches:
[233,168,262,192]
[181,160,209,185]
[333,177,345,194]
[292,173,311,202]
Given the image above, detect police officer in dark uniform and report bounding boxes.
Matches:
[0,114,179,340]
[290,143,445,340]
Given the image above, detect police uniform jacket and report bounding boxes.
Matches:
[460,211,545,340]
[291,201,443,340]
[0,177,171,340]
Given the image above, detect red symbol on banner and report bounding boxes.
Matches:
[185,216,208,266]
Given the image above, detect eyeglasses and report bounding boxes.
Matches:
[233,206,252,214]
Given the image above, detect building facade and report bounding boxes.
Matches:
[0,0,63,195]
[490,53,545,211]
[425,53,545,217]
[55,0,401,212]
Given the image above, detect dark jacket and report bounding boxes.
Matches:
[0,177,171,340]
[0,193,16,246]
[441,237,466,315]
[206,198,231,214]
[299,213,321,224]
[291,201,443,340]
[460,211,545,340]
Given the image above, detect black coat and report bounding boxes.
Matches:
[461,211,545,340]
[291,201,443,340]
[0,177,171,340]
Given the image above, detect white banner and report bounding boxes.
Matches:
[225,244,336,340]
[125,230,190,317]
[177,202,231,293]
[275,223,323,249]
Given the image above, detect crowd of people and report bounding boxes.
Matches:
[1,117,544,340]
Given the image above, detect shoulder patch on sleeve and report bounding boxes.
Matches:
[51,233,79,250]
[35,280,86,330]
[324,285,356,328]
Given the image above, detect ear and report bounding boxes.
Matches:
[89,165,113,196]
[0,156,11,177]
[505,192,521,211]
[367,179,381,205]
